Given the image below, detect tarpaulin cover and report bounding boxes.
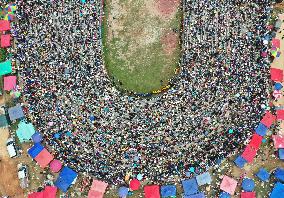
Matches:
[27,192,44,198]
[182,178,199,195]
[88,191,103,198]
[8,104,24,121]
[184,192,205,198]
[274,83,283,90]
[279,149,284,160]
[196,172,212,186]
[234,156,247,168]
[241,146,257,163]
[255,123,268,137]
[1,34,11,48]
[130,179,140,191]
[28,143,44,159]
[256,168,270,182]
[0,20,10,31]
[118,186,128,198]
[276,109,284,120]
[32,132,43,143]
[54,177,70,193]
[49,159,62,173]
[161,185,176,197]
[144,185,160,198]
[34,148,54,168]
[241,178,255,192]
[272,38,281,48]
[241,192,256,198]
[275,168,284,182]
[4,75,16,91]
[16,121,36,143]
[220,176,238,195]
[271,68,284,82]
[89,179,108,194]
[248,134,262,150]
[272,135,284,149]
[270,182,284,198]
[0,60,12,76]
[43,186,57,198]
[261,111,276,128]
[220,192,231,198]
[55,166,78,192]
[0,114,8,127]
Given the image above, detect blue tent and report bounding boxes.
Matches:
[118,186,128,197]
[8,104,24,121]
[161,185,176,197]
[182,178,199,196]
[256,168,270,182]
[0,114,8,127]
[234,156,247,168]
[55,167,78,192]
[28,143,44,159]
[220,191,231,198]
[196,172,212,186]
[241,178,255,192]
[270,182,284,198]
[279,149,284,160]
[255,123,268,136]
[184,192,205,198]
[274,83,283,91]
[275,168,284,182]
[32,132,43,143]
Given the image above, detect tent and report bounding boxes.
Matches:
[34,148,54,168]
[49,159,62,173]
[144,185,160,198]
[241,146,257,163]
[0,60,12,76]
[274,83,283,91]
[55,167,78,192]
[261,111,276,128]
[32,132,43,143]
[275,168,284,182]
[255,123,268,137]
[272,135,284,149]
[88,179,108,198]
[271,68,284,82]
[219,192,231,198]
[28,143,44,159]
[1,34,11,48]
[276,109,284,120]
[241,192,256,198]
[28,192,44,198]
[8,104,24,121]
[182,178,199,196]
[279,149,284,160]
[16,121,36,143]
[43,186,57,198]
[241,178,255,192]
[234,156,247,168]
[4,75,16,91]
[129,179,140,191]
[0,20,10,31]
[256,168,270,182]
[118,186,128,198]
[161,185,176,198]
[184,192,205,198]
[0,114,8,127]
[270,182,284,198]
[275,19,282,29]
[272,38,281,48]
[248,134,262,150]
[220,176,237,195]
[196,172,212,186]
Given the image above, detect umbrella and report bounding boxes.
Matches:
[5,3,17,13]
[32,132,43,143]
[129,179,140,191]
[49,159,62,173]
[118,186,128,198]
[4,14,14,21]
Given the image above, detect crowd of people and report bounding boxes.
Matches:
[14,0,272,184]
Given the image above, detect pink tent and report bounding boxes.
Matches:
[3,75,16,91]
[1,34,11,48]
[241,145,257,163]
[130,179,140,191]
[28,192,44,198]
[272,38,281,49]
[144,185,160,198]
[272,135,284,149]
[220,176,238,195]
[261,111,276,128]
[43,186,57,198]
[34,148,54,168]
[88,180,108,198]
[0,20,10,31]
[49,159,62,173]
[241,192,256,198]
[88,191,104,198]
[248,134,262,150]
[276,110,284,120]
[271,68,284,82]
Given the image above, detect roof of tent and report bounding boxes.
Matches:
[34,148,54,168]
[270,68,284,82]
[8,104,24,121]
[241,178,255,192]
[272,135,284,149]
[144,185,160,198]
[275,19,282,28]
[1,34,11,48]
[270,182,284,198]
[276,109,284,120]
[220,176,238,195]
[279,149,284,159]
[234,155,247,168]
[27,191,44,198]
[184,192,205,198]
[256,168,270,182]
[3,75,16,91]
[275,168,284,182]
[28,143,44,159]
[90,179,108,193]
[55,167,78,192]
[240,192,256,198]
[0,114,8,127]
[255,123,268,137]
[161,185,176,197]
[43,186,57,198]
[0,60,12,76]
[182,178,199,196]
[55,177,70,193]
[241,145,257,163]
[248,134,262,150]
[16,121,36,143]
[196,172,212,186]
[0,20,10,31]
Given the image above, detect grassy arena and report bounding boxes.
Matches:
[102,0,182,93]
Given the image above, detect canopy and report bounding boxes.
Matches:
[274,83,283,91]
[55,166,78,192]
[184,192,205,198]
[241,146,257,163]
[272,38,281,48]
[50,159,62,173]
[1,34,11,48]
[256,168,270,182]
[182,178,199,196]
[88,179,108,198]
[118,186,128,198]
[28,143,44,159]
[16,121,36,143]
[275,168,284,182]
[32,132,43,143]
[279,149,284,160]
[272,135,284,149]
[255,123,268,137]
[0,20,10,31]
[270,182,284,198]
[220,176,237,195]
[241,192,256,198]
[4,75,16,91]
[28,192,44,198]
[8,104,24,121]
[248,134,262,150]
[276,109,284,120]
[219,192,231,198]
[130,179,140,191]
[0,114,8,127]
[34,148,54,168]
[241,178,255,192]
[196,172,212,186]
[43,186,57,198]
[0,60,12,76]
[271,68,284,82]
[161,185,176,197]
[144,185,160,198]
[261,111,276,128]
[234,156,247,168]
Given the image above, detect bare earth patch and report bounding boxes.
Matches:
[155,0,179,19]
[161,31,179,55]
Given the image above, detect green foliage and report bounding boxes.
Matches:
[0,48,7,62]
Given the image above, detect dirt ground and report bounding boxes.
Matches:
[161,31,179,55]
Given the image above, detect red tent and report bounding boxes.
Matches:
[271,68,284,82]
[261,111,276,128]
[28,192,44,198]
[241,192,256,198]
[34,148,54,168]
[0,20,10,31]
[144,185,160,198]
[248,134,262,150]
[1,34,11,48]
[49,159,62,173]
[220,176,238,195]
[241,145,257,163]
[88,180,108,198]
[272,135,284,149]
[43,186,57,198]
[272,38,281,48]
[3,75,16,91]
[88,191,104,198]
[130,179,140,191]
[276,110,284,120]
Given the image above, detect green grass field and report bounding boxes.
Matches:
[102,0,182,93]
